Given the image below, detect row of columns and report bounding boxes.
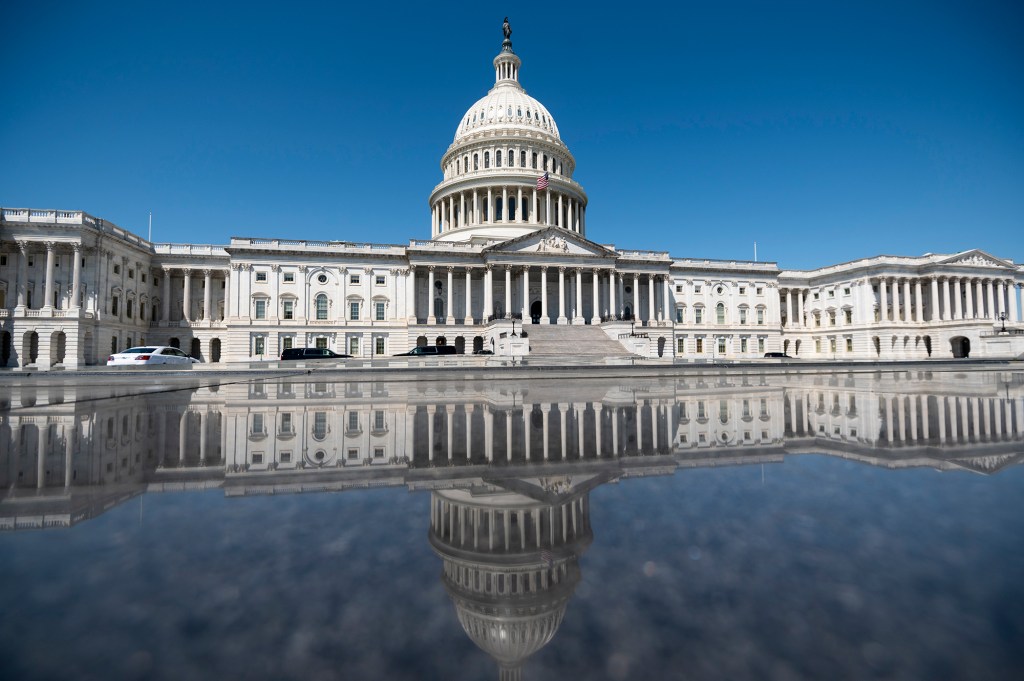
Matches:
[160,267,228,324]
[9,241,83,312]
[432,186,585,235]
[409,265,673,324]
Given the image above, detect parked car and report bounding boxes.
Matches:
[763,352,793,359]
[280,348,352,360]
[473,349,494,355]
[107,346,199,366]
[394,346,458,356]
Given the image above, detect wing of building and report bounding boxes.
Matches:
[1,23,1022,368]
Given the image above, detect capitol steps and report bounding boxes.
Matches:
[522,323,637,360]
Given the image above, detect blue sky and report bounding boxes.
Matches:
[1,1,1022,270]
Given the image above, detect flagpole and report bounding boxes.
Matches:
[148,211,152,242]
[754,241,757,262]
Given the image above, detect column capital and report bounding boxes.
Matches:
[270,264,281,273]
[427,265,436,271]
[15,240,28,253]
[71,242,82,253]
[45,241,57,251]
[505,264,513,271]
[181,267,192,275]
[447,265,456,273]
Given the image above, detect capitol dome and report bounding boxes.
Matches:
[428,20,587,244]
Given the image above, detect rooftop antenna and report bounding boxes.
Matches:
[148,212,152,242]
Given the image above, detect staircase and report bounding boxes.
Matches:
[522,323,636,360]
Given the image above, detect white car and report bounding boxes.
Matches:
[106,346,200,366]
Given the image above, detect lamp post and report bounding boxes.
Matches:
[630,320,635,337]
[511,319,517,337]
[998,311,1007,333]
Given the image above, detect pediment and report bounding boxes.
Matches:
[938,250,1015,269]
[482,471,618,503]
[947,453,1024,475]
[484,228,616,258]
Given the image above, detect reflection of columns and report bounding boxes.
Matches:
[540,267,549,324]
[158,411,168,466]
[884,396,894,442]
[427,405,436,462]
[447,407,455,461]
[541,405,550,460]
[485,407,494,461]
[178,410,188,463]
[636,404,644,452]
[981,399,991,441]
[558,403,567,460]
[938,397,947,444]
[64,422,74,489]
[505,411,512,462]
[650,402,658,451]
[576,404,585,459]
[198,410,208,464]
[42,242,56,309]
[71,245,82,309]
[464,405,474,461]
[949,397,959,442]
[958,397,969,442]
[594,404,603,457]
[909,396,919,441]
[37,422,48,488]
[921,397,930,441]
[971,398,981,442]
[523,407,531,461]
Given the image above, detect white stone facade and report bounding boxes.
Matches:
[2,28,1022,368]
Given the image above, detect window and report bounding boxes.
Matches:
[677,338,685,353]
[813,292,820,300]
[757,308,764,325]
[255,271,267,282]
[252,413,264,434]
[111,296,120,315]
[828,290,835,298]
[280,451,292,464]
[126,300,133,319]
[844,310,852,324]
[349,301,360,320]
[315,337,328,350]
[375,337,385,355]
[349,274,360,285]
[141,272,146,283]
[717,337,726,354]
[283,272,295,283]
[316,294,328,320]
[531,152,538,169]
[814,314,821,327]
[694,285,702,293]
[255,299,266,319]
[815,339,822,353]
[348,412,359,432]
[696,338,704,353]
[128,269,134,279]
[252,452,264,464]
[282,337,293,351]
[739,308,747,325]
[496,150,502,167]
[348,336,359,355]
[758,337,765,353]
[694,307,703,324]
[756,287,763,295]
[716,303,725,324]
[740,338,748,353]
[375,275,385,286]
[254,336,265,355]
[347,448,358,460]
[830,338,837,353]
[280,412,293,433]
[283,300,294,320]
[739,286,746,295]
[474,153,479,170]
[375,301,385,321]
[520,150,526,167]
[313,412,328,440]
[843,287,851,296]
[484,151,490,168]
[374,410,385,430]
[113,264,120,275]
[374,447,385,459]
[829,312,836,326]
[675,307,684,323]
[846,338,854,352]
[0,255,6,266]
[675,285,683,293]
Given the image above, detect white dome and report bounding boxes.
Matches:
[454,86,560,143]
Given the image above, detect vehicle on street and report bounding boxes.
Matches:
[107,346,199,366]
[763,352,793,359]
[394,346,458,356]
[280,348,352,360]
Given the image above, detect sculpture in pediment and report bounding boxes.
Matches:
[537,235,569,253]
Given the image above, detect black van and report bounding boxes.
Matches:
[394,346,458,356]
[280,348,352,360]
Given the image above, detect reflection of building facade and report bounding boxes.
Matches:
[2,21,1023,368]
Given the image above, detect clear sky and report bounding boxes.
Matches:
[2,1,1022,270]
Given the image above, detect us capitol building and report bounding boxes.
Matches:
[1,21,1022,369]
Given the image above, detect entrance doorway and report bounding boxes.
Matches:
[530,300,542,324]
[950,336,970,358]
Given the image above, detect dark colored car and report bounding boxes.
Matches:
[394,346,458,356]
[763,352,793,359]
[280,348,352,360]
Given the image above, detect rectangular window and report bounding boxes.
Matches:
[677,338,685,353]
[283,300,294,319]
[255,299,266,319]
[141,272,146,283]
[830,338,837,353]
[126,300,133,318]
[128,269,134,279]
[255,271,267,282]
[347,448,358,460]
[349,274,361,285]
[813,292,820,300]
[695,338,704,353]
[280,413,292,433]
[828,290,835,298]
[282,337,293,350]
[375,337,385,355]
[375,302,385,321]
[739,309,747,324]
[844,310,852,324]
[694,285,702,293]
[254,336,265,355]
[757,309,764,325]
[315,337,328,350]
[283,272,295,283]
[758,337,765,353]
[815,339,822,353]
[717,338,726,354]
[252,413,264,433]
[348,412,359,431]
[675,308,683,323]
[350,302,360,320]
[111,296,119,315]
[113,264,120,275]
[846,337,854,352]
[739,286,746,295]
[695,308,703,324]
[0,255,6,266]
[280,451,292,464]
[843,287,851,296]
[375,275,385,286]
[349,336,359,355]
[756,287,763,295]
[740,338,748,353]
[252,452,264,464]
[374,411,385,430]
[374,447,385,459]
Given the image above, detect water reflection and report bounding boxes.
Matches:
[1,370,1022,678]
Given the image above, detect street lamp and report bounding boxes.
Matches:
[630,320,635,337]
[511,318,518,337]
[998,311,1007,333]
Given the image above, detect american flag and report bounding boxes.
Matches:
[536,171,549,191]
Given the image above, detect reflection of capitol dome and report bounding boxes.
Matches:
[428,481,595,680]
[429,20,588,244]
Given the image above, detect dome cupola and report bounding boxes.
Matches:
[428,19,588,244]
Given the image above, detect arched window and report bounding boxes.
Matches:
[508,149,514,167]
[315,293,328,320]
[520,150,526,167]
[532,152,538,169]
[473,154,479,170]
[484,152,490,169]
[716,303,726,324]
[464,156,468,173]
[543,154,548,170]
[496,150,502,167]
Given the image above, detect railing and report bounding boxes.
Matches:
[229,237,406,254]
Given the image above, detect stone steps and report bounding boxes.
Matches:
[522,323,634,358]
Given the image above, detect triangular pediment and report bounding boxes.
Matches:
[946,452,1024,475]
[483,228,616,258]
[938,249,1015,269]
[481,471,618,503]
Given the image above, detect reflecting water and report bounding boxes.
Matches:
[1,369,1023,680]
